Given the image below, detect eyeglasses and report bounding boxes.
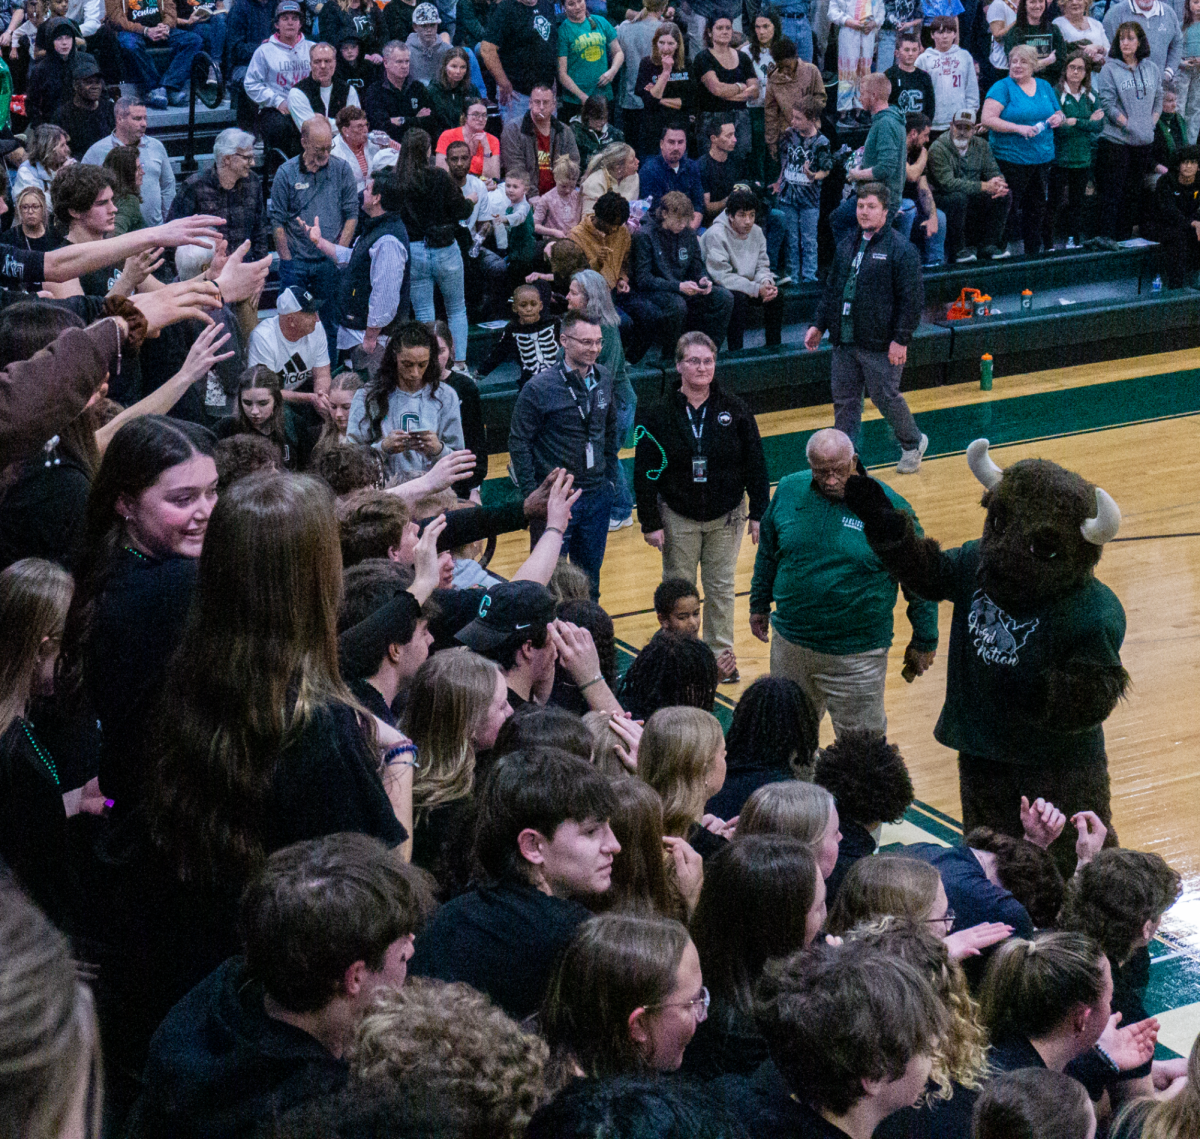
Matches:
[564,335,604,348]
[681,356,715,368]
[927,908,956,927]
[645,986,710,1022]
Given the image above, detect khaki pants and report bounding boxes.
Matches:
[769,629,888,737]
[660,498,747,654]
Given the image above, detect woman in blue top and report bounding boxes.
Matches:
[982,42,1065,254]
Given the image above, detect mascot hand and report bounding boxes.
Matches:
[843,475,908,543]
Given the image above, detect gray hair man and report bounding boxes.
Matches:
[81,96,175,224]
[749,427,938,739]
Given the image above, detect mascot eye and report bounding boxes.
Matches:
[1029,534,1059,561]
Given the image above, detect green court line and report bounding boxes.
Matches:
[480,367,1200,505]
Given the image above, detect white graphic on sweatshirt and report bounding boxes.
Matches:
[968,590,1039,666]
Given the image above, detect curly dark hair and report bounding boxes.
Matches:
[814,730,914,826]
[617,630,717,721]
[964,828,1064,929]
[310,441,384,496]
[213,433,281,491]
[1058,849,1182,964]
[725,676,819,775]
[652,577,698,619]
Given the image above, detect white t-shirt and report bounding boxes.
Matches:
[987,0,1017,69]
[248,317,331,390]
[1053,14,1110,52]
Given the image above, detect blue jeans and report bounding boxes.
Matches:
[191,13,226,73]
[610,395,636,522]
[875,28,897,72]
[901,198,946,265]
[561,480,615,597]
[464,46,486,94]
[779,13,813,61]
[117,27,203,92]
[501,90,530,126]
[778,201,819,281]
[277,257,341,355]
[409,240,468,364]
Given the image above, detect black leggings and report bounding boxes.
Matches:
[996,159,1050,254]
[1045,163,1091,244]
[1095,138,1153,239]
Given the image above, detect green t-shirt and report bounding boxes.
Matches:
[557,14,617,104]
[931,540,1125,766]
[748,471,938,656]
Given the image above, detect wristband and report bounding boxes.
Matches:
[383,743,420,768]
[545,525,565,536]
[578,675,604,692]
[1094,1044,1120,1073]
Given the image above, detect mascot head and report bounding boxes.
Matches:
[967,439,1120,612]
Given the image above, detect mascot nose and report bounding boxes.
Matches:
[965,438,1121,545]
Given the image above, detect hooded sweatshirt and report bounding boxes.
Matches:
[862,102,907,209]
[243,33,313,109]
[700,210,773,296]
[1095,55,1163,145]
[346,380,465,480]
[136,957,348,1139]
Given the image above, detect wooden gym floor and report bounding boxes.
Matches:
[480,348,1200,1051]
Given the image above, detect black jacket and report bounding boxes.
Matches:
[634,382,770,531]
[132,957,348,1139]
[363,74,432,143]
[813,224,923,353]
[631,217,706,293]
[320,2,387,56]
[291,74,354,123]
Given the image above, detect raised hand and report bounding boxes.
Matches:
[544,469,581,534]
[943,922,1014,961]
[1098,1013,1159,1071]
[411,513,447,602]
[1072,810,1108,865]
[607,713,642,772]
[843,474,907,542]
[175,321,234,385]
[130,279,222,332]
[152,214,226,248]
[1020,796,1066,849]
[424,448,477,490]
[550,619,602,685]
[663,835,704,911]
[213,240,273,304]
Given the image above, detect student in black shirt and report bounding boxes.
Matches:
[134,834,434,1139]
[403,647,515,900]
[52,53,116,158]
[886,32,936,118]
[699,112,746,223]
[741,941,948,1139]
[479,0,559,117]
[408,746,621,1020]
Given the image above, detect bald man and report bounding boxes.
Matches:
[270,114,361,350]
[748,428,938,739]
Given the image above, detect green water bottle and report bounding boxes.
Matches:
[981,353,993,391]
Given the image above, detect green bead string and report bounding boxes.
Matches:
[22,722,60,787]
[123,545,151,562]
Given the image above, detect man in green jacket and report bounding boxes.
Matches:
[748,428,938,737]
[828,72,910,247]
[927,109,1012,263]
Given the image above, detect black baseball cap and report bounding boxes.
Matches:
[338,590,422,679]
[455,581,557,653]
[72,52,101,79]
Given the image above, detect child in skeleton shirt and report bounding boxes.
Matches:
[482,283,561,388]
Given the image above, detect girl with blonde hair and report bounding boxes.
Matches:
[404,646,511,898]
[637,706,728,854]
[737,780,841,879]
[580,142,640,216]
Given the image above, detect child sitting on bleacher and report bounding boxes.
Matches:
[481,283,561,388]
[480,169,538,287]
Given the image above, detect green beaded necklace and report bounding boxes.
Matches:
[123,545,151,562]
[22,722,60,787]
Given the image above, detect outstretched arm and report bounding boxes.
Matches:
[842,472,954,601]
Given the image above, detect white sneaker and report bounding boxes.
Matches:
[991,245,1012,260]
[608,515,633,531]
[896,433,929,474]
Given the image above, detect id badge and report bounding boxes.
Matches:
[692,456,708,483]
[586,441,595,469]
[843,301,852,315]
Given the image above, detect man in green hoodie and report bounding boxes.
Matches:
[829,72,912,247]
[749,427,937,737]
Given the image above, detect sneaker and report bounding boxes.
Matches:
[836,115,860,132]
[167,87,190,106]
[990,245,1012,260]
[720,669,741,684]
[206,65,219,85]
[608,515,633,531]
[1065,236,1077,249]
[955,248,977,263]
[146,86,168,110]
[896,432,929,475]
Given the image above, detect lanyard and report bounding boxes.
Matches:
[685,403,706,454]
[562,365,596,424]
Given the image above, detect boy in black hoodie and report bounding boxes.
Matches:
[627,189,735,356]
[26,16,76,125]
[133,834,433,1139]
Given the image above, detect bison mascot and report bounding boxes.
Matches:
[844,438,1127,870]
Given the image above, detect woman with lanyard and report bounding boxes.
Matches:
[633,332,770,685]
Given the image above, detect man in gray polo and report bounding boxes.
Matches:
[270,114,360,349]
[81,96,175,225]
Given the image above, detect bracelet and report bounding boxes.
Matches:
[578,674,604,692]
[545,525,565,536]
[383,743,420,769]
[1094,1043,1120,1073]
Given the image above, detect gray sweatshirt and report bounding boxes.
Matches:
[1102,0,1181,76]
[1095,56,1163,145]
[347,382,465,480]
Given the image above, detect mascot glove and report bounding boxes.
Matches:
[844,475,908,544]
